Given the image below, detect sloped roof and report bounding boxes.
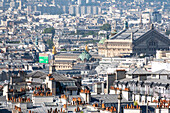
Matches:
[51,73,75,82]
[153,69,170,75]
[88,69,97,75]
[26,71,46,78]
[91,94,129,104]
[126,68,149,75]
[110,28,146,40]
[109,27,170,45]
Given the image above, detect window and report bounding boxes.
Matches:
[97,85,101,88]
[139,96,141,102]
[152,75,156,77]
[60,82,76,86]
[149,41,156,46]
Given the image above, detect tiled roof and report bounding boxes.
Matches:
[152,69,170,75]
[91,94,129,104]
[26,71,46,78]
[118,77,170,85]
[126,68,150,75]
[110,28,148,40]
[51,73,75,81]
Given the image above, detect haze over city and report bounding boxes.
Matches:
[0,0,169,113]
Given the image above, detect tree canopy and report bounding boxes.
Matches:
[61,48,67,51]
[101,23,111,31]
[47,39,54,49]
[43,27,55,35]
[165,30,170,36]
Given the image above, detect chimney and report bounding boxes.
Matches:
[150,24,154,30]
[107,74,115,94]
[101,82,105,94]
[86,90,91,103]
[49,56,55,74]
[80,89,91,104]
[52,80,56,95]
[49,65,55,74]
[139,14,143,29]
[122,88,132,101]
[116,69,126,80]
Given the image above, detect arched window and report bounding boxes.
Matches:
[148,40,157,47]
[149,41,156,46]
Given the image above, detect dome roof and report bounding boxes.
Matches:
[78,50,92,61]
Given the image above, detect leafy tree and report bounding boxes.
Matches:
[165,30,170,36]
[47,39,54,49]
[85,40,99,44]
[61,48,67,51]
[43,27,55,36]
[134,101,138,106]
[72,49,78,51]
[6,41,20,44]
[77,30,98,37]
[86,31,98,36]
[101,23,111,31]
[43,27,55,49]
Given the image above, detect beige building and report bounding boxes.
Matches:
[98,38,133,57]
[54,60,75,70]
[156,50,170,59]
[98,24,170,57]
[53,49,101,70]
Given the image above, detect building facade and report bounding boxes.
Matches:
[98,24,170,57]
[110,68,170,105]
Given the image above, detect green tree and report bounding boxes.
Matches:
[43,27,55,36]
[101,23,111,31]
[165,30,170,36]
[61,48,67,51]
[134,101,138,106]
[47,39,54,49]
[85,40,99,44]
[43,27,55,49]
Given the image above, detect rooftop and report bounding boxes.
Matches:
[126,68,150,75]
[26,71,46,78]
[91,94,130,104]
[50,73,75,82]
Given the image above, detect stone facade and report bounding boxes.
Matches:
[133,29,170,55]
[98,39,133,57]
[54,60,75,70]
[98,25,170,57]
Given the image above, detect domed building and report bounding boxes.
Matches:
[78,50,92,62]
[78,45,95,63]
